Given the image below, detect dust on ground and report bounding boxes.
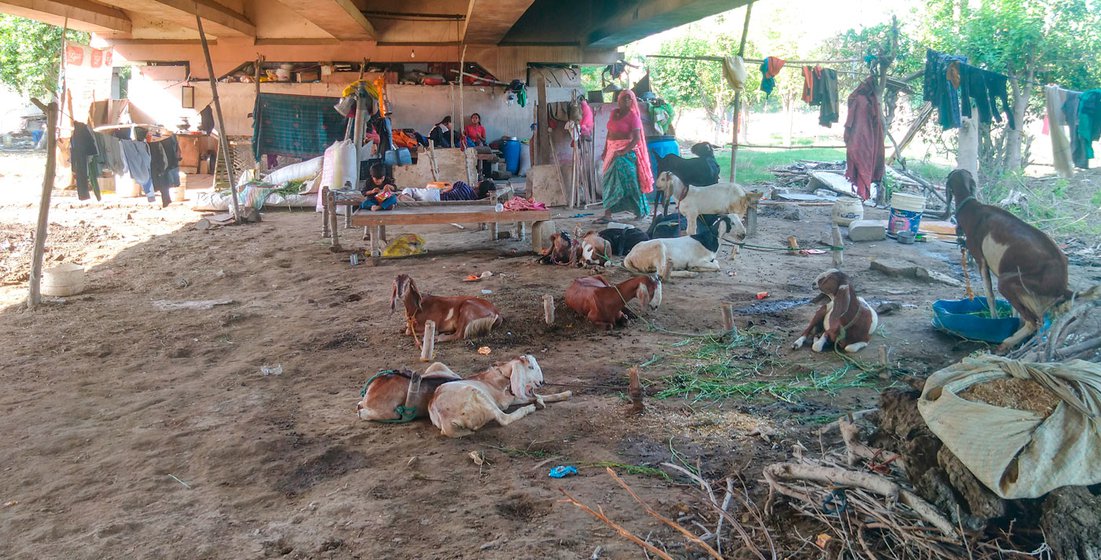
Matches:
[1,150,1099,559]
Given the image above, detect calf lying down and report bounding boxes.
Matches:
[791,269,878,353]
[356,355,571,438]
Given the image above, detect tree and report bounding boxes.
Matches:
[0,15,88,99]
[917,0,1101,172]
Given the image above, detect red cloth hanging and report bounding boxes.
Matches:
[844,77,885,201]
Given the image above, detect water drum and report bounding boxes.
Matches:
[888,192,926,237]
[41,263,86,297]
[831,198,864,226]
[503,138,522,174]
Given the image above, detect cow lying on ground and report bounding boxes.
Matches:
[791,269,878,353]
[946,169,1072,352]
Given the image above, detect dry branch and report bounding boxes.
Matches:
[558,488,676,560]
[763,462,958,538]
[605,467,723,560]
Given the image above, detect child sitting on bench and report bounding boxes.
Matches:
[360,163,398,211]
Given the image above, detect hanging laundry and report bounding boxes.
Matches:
[149,135,180,207]
[70,122,101,201]
[801,66,839,128]
[923,49,967,129]
[1063,90,1085,168]
[723,56,747,91]
[959,64,1016,129]
[844,77,885,201]
[1044,86,1075,177]
[759,57,786,97]
[1075,89,1101,169]
[120,139,154,197]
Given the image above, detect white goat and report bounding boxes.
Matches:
[624,216,736,277]
[656,171,761,235]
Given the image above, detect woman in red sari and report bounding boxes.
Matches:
[597,90,653,223]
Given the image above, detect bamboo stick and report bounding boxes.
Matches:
[543,295,555,325]
[420,320,437,361]
[196,13,240,222]
[27,100,58,310]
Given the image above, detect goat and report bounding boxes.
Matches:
[575,229,613,266]
[624,216,737,277]
[537,231,576,265]
[656,171,761,236]
[427,355,572,438]
[598,226,650,256]
[391,274,502,346]
[791,269,879,353]
[565,274,662,329]
[946,169,1072,352]
[356,364,461,422]
[654,142,720,217]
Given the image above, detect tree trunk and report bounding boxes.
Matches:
[1004,69,1034,171]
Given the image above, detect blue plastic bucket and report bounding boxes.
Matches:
[646,135,679,180]
[503,138,521,174]
[887,192,926,238]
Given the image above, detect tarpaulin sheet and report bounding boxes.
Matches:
[252,93,348,160]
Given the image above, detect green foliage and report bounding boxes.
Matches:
[0,15,88,99]
[640,32,757,124]
[713,147,846,183]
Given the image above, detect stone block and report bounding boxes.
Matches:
[847,219,886,242]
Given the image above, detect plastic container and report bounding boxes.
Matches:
[932,298,1020,343]
[503,138,521,175]
[517,139,532,177]
[646,135,680,181]
[887,192,926,237]
[831,197,864,226]
[41,263,86,297]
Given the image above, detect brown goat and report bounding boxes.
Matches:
[575,229,612,266]
[946,169,1072,352]
[391,274,502,346]
[791,269,878,353]
[356,364,462,422]
[565,274,662,330]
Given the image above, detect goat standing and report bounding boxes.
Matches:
[427,355,572,438]
[654,142,720,217]
[391,274,502,346]
[565,274,662,329]
[946,169,1071,352]
[656,172,760,236]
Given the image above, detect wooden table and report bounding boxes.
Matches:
[350,205,552,256]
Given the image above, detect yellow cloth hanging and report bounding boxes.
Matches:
[341,79,380,100]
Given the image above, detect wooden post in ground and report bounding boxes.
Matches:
[727,0,754,182]
[720,302,735,332]
[627,367,643,414]
[831,224,844,268]
[196,13,241,223]
[872,17,899,207]
[27,100,58,310]
[420,320,437,361]
[543,295,555,325]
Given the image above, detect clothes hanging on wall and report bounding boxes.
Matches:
[924,49,968,130]
[844,77,884,201]
[1075,89,1101,169]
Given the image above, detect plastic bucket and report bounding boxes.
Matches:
[646,135,679,181]
[888,192,926,237]
[503,138,521,174]
[41,263,85,297]
[832,198,864,226]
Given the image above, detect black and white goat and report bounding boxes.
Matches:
[598,226,650,256]
[624,216,737,277]
[654,142,721,217]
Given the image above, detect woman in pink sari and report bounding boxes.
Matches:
[597,90,653,223]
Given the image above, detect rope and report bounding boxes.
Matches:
[724,241,845,252]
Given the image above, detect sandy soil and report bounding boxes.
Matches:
[1,150,1098,559]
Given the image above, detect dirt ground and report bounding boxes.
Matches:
[1,151,1099,559]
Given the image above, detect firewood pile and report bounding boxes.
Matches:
[1009,284,1101,363]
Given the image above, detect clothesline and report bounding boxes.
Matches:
[645,54,863,66]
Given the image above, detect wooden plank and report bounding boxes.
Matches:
[350,207,550,228]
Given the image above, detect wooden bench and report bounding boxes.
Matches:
[350,204,552,256]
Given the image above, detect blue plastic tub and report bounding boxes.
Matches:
[646,135,680,181]
[932,298,1020,343]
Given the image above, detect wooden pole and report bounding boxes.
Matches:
[196,13,241,223]
[720,302,735,332]
[873,17,899,207]
[420,320,437,361]
[459,45,467,148]
[253,55,263,172]
[728,1,754,182]
[627,367,643,414]
[831,224,844,268]
[543,295,555,325]
[27,100,58,310]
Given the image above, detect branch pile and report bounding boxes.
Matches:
[1009,285,1101,362]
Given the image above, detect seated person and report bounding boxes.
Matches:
[464,113,487,147]
[476,179,497,200]
[429,116,459,148]
[359,163,398,211]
